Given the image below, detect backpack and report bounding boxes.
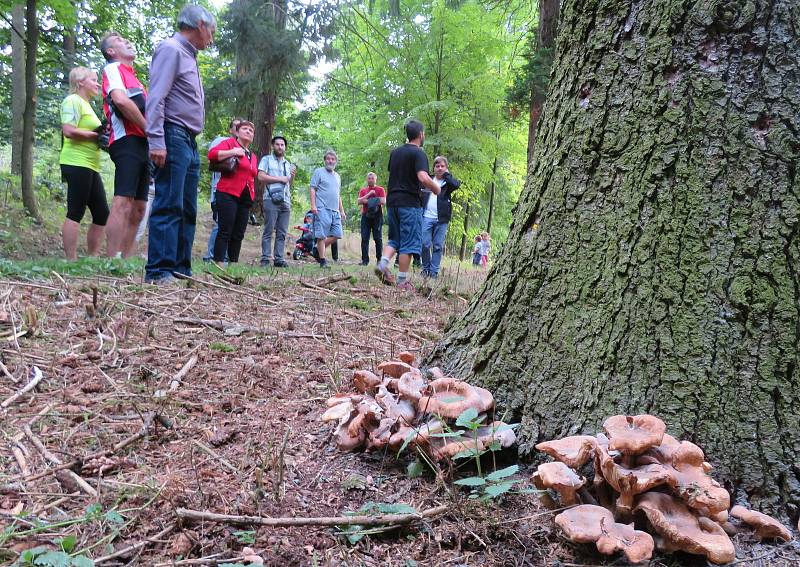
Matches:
[366,197,382,219]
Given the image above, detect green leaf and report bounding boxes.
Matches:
[406,460,425,478]
[429,431,465,438]
[483,480,518,498]
[71,556,95,567]
[454,476,485,486]
[438,395,465,403]
[453,448,480,460]
[233,530,256,544]
[84,503,102,518]
[485,465,519,481]
[58,535,77,553]
[455,407,479,428]
[397,428,417,456]
[33,551,71,567]
[104,510,124,525]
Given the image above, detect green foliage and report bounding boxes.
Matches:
[337,502,418,544]
[209,342,236,353]
[233,530,256,545]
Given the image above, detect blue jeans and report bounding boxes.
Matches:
[386,207,422,255]
[421,217,448,277]
[146,123,199,281]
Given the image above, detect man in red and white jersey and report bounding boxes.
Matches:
[100,31,149,258]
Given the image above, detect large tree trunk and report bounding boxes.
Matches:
[525,0,559,165]
[62,28,76,88]
[430,0,800,518]
[10,3,25,176]
[20,0,40,220]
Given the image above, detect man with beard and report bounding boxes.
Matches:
[258,135,296,267]
[309,150,346,269]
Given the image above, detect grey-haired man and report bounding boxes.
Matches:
[145,5,216,284]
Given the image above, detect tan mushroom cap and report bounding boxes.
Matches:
[596,518,654,564]
[325,393,363,407]
[321,400,355,422]
[375,386,416,423]
[595,442,670,513]
[428,367,446,380]
[431,435,483,461]
[555,505,614,542]
[377,360,415,378]
[387,419,446,452]
[730,505,793,542]
[398,371,427,402]
[536,435,598,469]
[644,437,730,518]
[534,462,586,505]
[418,377,494,419]
[353,370,382,394]
[635,492,735,565]
[397,351,416,365]
[603,415,666,455]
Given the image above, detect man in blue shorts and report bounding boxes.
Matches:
[375,120,441,289]
[309,150,346,268]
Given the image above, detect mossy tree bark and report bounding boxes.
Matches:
[430,0,800,518]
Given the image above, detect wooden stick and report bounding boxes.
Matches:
[172,273,277,305]
[23,425,97,497]
[1,366,44,408]
[174,317,265,335]
[175,503,449,528]
[192,440,239,474]
[0,280,60,291]
[15,413,162,483]
[0,359,18,383]
[313,272,352,287]
[93,522,176,564]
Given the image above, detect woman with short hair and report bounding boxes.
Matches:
[208,121,258,264]
[59,66,109,260]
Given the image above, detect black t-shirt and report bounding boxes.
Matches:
[387,143,429,208]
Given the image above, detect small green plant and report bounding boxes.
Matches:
[209,342,236,353]
[336,502,418,544]
[233,530,256,545]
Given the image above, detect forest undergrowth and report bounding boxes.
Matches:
[0,261,798,566]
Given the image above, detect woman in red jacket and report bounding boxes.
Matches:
[208,120,258,264]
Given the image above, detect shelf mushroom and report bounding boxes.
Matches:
[635,492,735,565]
[417,377,494,419]
[535,435,598,469]
[555,505,653,564]
[729,505,793,542]
[603,415,666,467]
[532,462,586,505]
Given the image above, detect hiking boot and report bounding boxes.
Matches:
[145,274,178,287]
[319,259,331,269]
[374,264,395,285]
[273,260,288,268]
[249,214,260,226]
[396,281,415,292]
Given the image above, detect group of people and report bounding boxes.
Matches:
[56,4,483,288]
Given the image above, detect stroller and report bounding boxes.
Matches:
[292,211,318,261]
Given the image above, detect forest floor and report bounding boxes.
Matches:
[1,213,799,566]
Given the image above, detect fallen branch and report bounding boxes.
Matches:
[1,366,44,408]
[174,317,264,335]
[23,425,97,496]
[14,412,166,483]
[93,522,177,564]
[313,272,352,287]
[192,440,239,474]
[155,354,199,397]
[175,503,449,528]
[172,273,277,305]
[0,359,18,383]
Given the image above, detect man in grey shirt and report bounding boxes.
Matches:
[144,5,215,284]
[309,150,346,268]
[258,135,296,267]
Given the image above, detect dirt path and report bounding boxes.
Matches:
[0,270,797,566]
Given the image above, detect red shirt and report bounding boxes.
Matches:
[101,62,147,144]
[208,137,258,200]
[358,185,386,214]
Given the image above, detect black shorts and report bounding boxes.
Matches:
[61,164,110,225]
[109,135,149,201]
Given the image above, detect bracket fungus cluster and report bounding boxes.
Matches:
[535,414,794,564]
[321,352,516,461]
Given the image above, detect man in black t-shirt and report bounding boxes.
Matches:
[375,120,441,289]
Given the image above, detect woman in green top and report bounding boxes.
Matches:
[59,66,110,260]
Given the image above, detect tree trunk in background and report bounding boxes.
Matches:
[430,0,800,518]
[62,29,76,88]
[486,154,498,234]
[526,0,559,165]
[458,201,469,261]
[20,0,40,220]
[252,92,277,157]
[10,4,25,176]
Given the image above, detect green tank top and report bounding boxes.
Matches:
[59,94,101,172]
